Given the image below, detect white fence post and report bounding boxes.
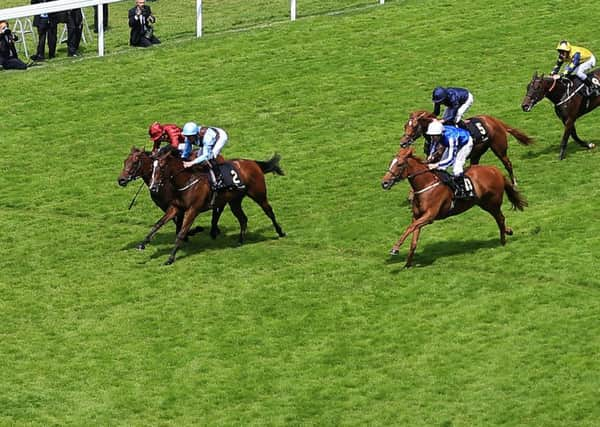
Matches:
[97,1,104,56]
[380,0,385,4]
[196,0,202,37]
[290,0,296,21]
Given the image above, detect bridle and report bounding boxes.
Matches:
[386,156,440,194]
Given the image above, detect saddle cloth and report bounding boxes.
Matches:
[465,118,490,144]
[218,162,246,190]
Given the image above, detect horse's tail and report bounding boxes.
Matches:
[496,118,535,146]
[503,176,528,211]
[256,153,285,176]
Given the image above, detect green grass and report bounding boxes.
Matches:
[2,0,600,425]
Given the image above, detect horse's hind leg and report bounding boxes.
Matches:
[490,139,516,186]
[228,198,248,244]
[481,203,509,245]
[250,193,286,237]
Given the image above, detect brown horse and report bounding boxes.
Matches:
[140,148,286,264]
[399,110,533,185]
[381,147,527,268]
[117,147,204,238]
[521,72,599,160]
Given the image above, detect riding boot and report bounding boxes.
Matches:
[209,158,224,190]
[456,120,467,130]
[452,175,467,199]
[584,75,598,96]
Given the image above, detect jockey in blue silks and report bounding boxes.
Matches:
[425,120,474,199]
[432,86,474,128]
[181,121,229,190]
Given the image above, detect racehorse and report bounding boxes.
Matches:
[381,147,527,268]
[399,110,533,186]
[521,71,599,160]
[117,147,204,238]
[140,148,286,265]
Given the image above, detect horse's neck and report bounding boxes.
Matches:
[406,158,436,189]
[139,154,154,185]
[547,79,578,103]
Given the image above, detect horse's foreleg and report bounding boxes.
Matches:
[404,226,423,268]
[138,206,179,250]
[210,206,224,240]
[559,122,573,160]
[570,124,596,149]
[390,214,434,260]
[164,209,200,265]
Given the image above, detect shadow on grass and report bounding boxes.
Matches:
[385,236,507,272]
[123,223,284,264]
[521,139,599,160]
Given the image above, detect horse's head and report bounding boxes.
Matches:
[149,147,181,193]
[381,147,415,190]
[118,147,149,187]
[399,111,435,147]
[522,72,552,112]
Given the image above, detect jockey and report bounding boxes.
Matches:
[425,120,474,199]
[432,86,474,128]
[551,40,598,94]
[181,121,229,190]
[148,122,184,153]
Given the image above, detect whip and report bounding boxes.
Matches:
[128,181,145,210]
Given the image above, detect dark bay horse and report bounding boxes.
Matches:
[521,72,599,159]
[399,110,533,186]
[141,148,286,265]
[117,147,204,238]
[381,147,527,268]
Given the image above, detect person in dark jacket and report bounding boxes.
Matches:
[431,86,474,127]
[66,8,83,57]
[93,4,109,33]
[128,0,160,47]
[0,21,28,70]
[30,0,58,61]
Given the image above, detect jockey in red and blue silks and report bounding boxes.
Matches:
[432,86,474,127]
[425,120,474,198]
[180,121,229,190]
[148,122,184,153]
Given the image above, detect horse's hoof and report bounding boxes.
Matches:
[390,248,399,256]
[137,244,145,251]
[164,258,174,266]
[588,143,596,149]
[278,231,287,237]
[506,227,514,236]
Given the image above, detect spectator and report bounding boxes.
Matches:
[66,8,83,57]
[0,21,28,70]
[93,4,109,33]
[128,0,160,48]
[31,0,58,61]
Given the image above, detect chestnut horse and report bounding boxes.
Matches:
[117,147,203,238]
[521,72,599,160]
[381,147,527,268]
[399,110,533,185]
[141,148,286,265]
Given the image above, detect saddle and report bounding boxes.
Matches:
[432,169,475,200]
[464,118,490,144]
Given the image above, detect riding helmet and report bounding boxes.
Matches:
[432,87,448,103]
[426,120,444,136]
[182,122,199,136]
[148,122,164,141]
[556,40,571,52]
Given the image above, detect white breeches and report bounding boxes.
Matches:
[575,55,596,81]
[211,128,228,158]
[455,93,474,123]
[453,138,473,176]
